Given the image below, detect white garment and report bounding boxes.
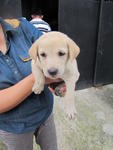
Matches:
[30,18,51,34]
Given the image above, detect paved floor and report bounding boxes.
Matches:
[54,84,113,150]
[0,84,113,150]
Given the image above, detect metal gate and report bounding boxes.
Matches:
[94,0,113,86]
[59,0,113,89]
[0,0,22,19]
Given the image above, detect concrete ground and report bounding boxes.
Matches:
[0,84,113,150]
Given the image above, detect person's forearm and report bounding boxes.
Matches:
[0,74,34,113]
[0,73,62,113]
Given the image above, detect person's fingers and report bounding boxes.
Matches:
[45,78,63,84]
[48,87,55,93]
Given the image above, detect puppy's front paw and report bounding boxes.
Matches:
[32,82,44,94]
[65,106,77,119]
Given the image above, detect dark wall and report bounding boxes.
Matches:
[2,0,113,89]
[59,0,100,89]
[94,0,113,86]
[0,0,22,18]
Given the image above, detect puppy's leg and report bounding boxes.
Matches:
[63,78,78,119]
[62,60,80,119]
[31,60,45,94]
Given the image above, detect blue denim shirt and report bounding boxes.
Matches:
[0,18,53,133]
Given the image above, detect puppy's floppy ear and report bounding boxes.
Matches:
[67,37,80,61]
[29,41,39,62]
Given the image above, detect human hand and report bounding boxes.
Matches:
[45,77,62,84]
[45,78,66,97]
[32,74,66,96]
[31,73,62,85]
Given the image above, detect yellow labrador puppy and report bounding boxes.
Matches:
[29,31,80,119]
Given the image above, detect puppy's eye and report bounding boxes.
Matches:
[40,53,47,57]
[58,51,65,56]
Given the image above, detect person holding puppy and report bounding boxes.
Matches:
[0,17,58,150]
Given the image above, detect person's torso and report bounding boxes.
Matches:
[0,18,53,134]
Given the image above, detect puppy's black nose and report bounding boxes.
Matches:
[48,68,58,76]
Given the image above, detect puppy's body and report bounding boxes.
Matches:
[29,32,80,118]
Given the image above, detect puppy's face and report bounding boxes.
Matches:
[38,39,68,79]
[29,32,80,79]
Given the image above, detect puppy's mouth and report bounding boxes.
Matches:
[45,74,58,79]
[49,75,58,79]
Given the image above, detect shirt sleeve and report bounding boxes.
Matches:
[19,18,43,43]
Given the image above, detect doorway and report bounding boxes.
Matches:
[21,0,59,30]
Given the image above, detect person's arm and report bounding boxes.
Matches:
[0,74,35,113]
[0,74,61,114]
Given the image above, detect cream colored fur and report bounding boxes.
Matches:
[29,31,80,119]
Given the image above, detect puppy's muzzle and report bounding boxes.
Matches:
[48,68,58,77]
